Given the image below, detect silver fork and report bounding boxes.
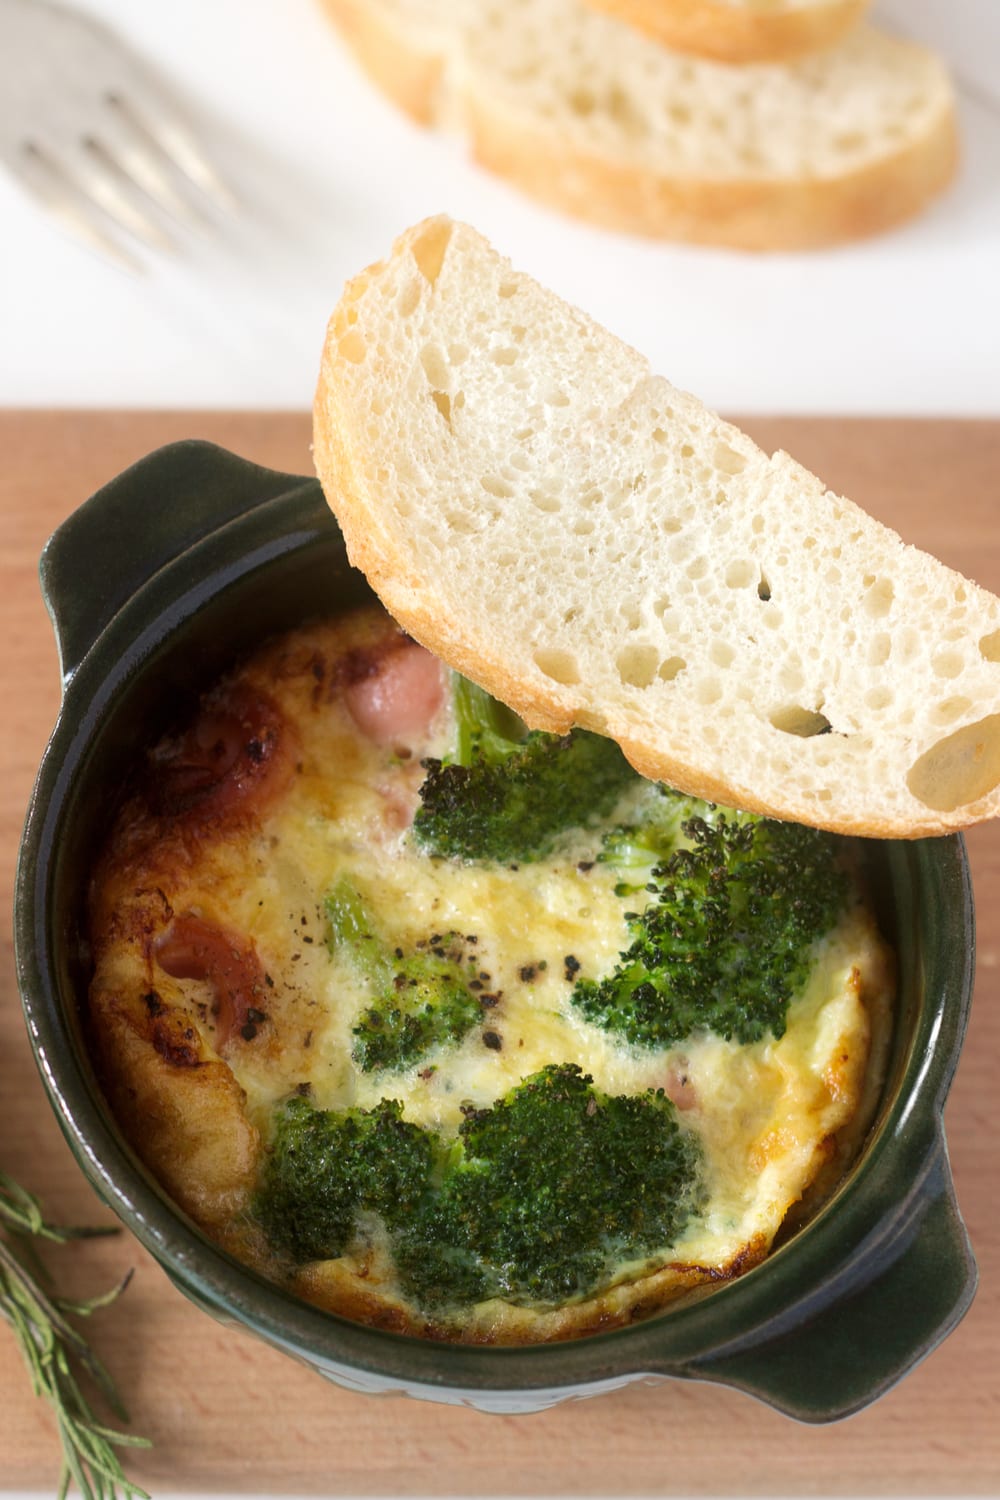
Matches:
[0,0,234,271]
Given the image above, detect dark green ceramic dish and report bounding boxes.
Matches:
[14,442,977,1421]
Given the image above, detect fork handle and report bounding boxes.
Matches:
[40,440,315,683]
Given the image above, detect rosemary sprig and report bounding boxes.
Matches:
[0,1170,151,1500]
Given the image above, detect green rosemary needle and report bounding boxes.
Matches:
[0,1170,150,1500]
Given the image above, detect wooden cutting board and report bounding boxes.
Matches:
[3,410,998,1495]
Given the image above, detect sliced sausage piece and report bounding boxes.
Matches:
[147,684,295,820]
[345,639,446,745]
[155,914,268,1051]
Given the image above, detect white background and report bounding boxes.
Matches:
[0,0,998,414]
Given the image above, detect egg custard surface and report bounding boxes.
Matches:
[88,605,893,1343]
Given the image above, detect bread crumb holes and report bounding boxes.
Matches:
[338,330,366,364]
[932,650,964,680]
[713,443,746,476]
[769,705,832,738]
[659,656,686,682]
[869,634,891,667]
[534,649,580,686]
[980,629,1000,662]
[908,715,1000,811]
[411,220,452,284]
[616,645,659,689]
[431,391,452,427]
[933,696,972,726]
[863,577,894,618]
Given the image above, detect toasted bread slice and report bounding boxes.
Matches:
[314,218,1000,837]
[580,0,871,64]
[318,0,957,250]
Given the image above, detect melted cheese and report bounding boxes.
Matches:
[87,606,893,1342]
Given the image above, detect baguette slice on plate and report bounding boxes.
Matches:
[314,218,1000,837]
[318,0,957,250]
[580,0,871,64]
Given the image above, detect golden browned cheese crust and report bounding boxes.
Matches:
[88,606,894,1342]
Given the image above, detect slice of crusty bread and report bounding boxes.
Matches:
[314,217,1000,838]
[318,0,957,250]
[579,0,871,64]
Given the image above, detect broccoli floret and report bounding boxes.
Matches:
[397,1064,703,1306]
[256,1068,703,1308]
[254,1094,437,1263]
[325,879,482,1072]
[573,814,850,1048]
[598,783,719,894]
[412,675,637,864]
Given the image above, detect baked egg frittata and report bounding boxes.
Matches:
[88,605,893,1343]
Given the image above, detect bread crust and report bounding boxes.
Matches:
[315,0,958,251]
[465,91,958,251]
[580,0,871,64]
[318,0,443,123]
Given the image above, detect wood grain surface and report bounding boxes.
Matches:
[2,410,998,1495]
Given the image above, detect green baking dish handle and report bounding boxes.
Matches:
[682,1130,977,1422]
[39,441,316,684]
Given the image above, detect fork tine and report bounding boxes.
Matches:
[0,0,236,269]
[97,96,206,229]
[69,136,177,252]
[12,145,144,274]
[111,83,238,214]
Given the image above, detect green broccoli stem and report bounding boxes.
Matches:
[451,674,526,765]
[325,879,393,983]
[325,878,483,1073]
